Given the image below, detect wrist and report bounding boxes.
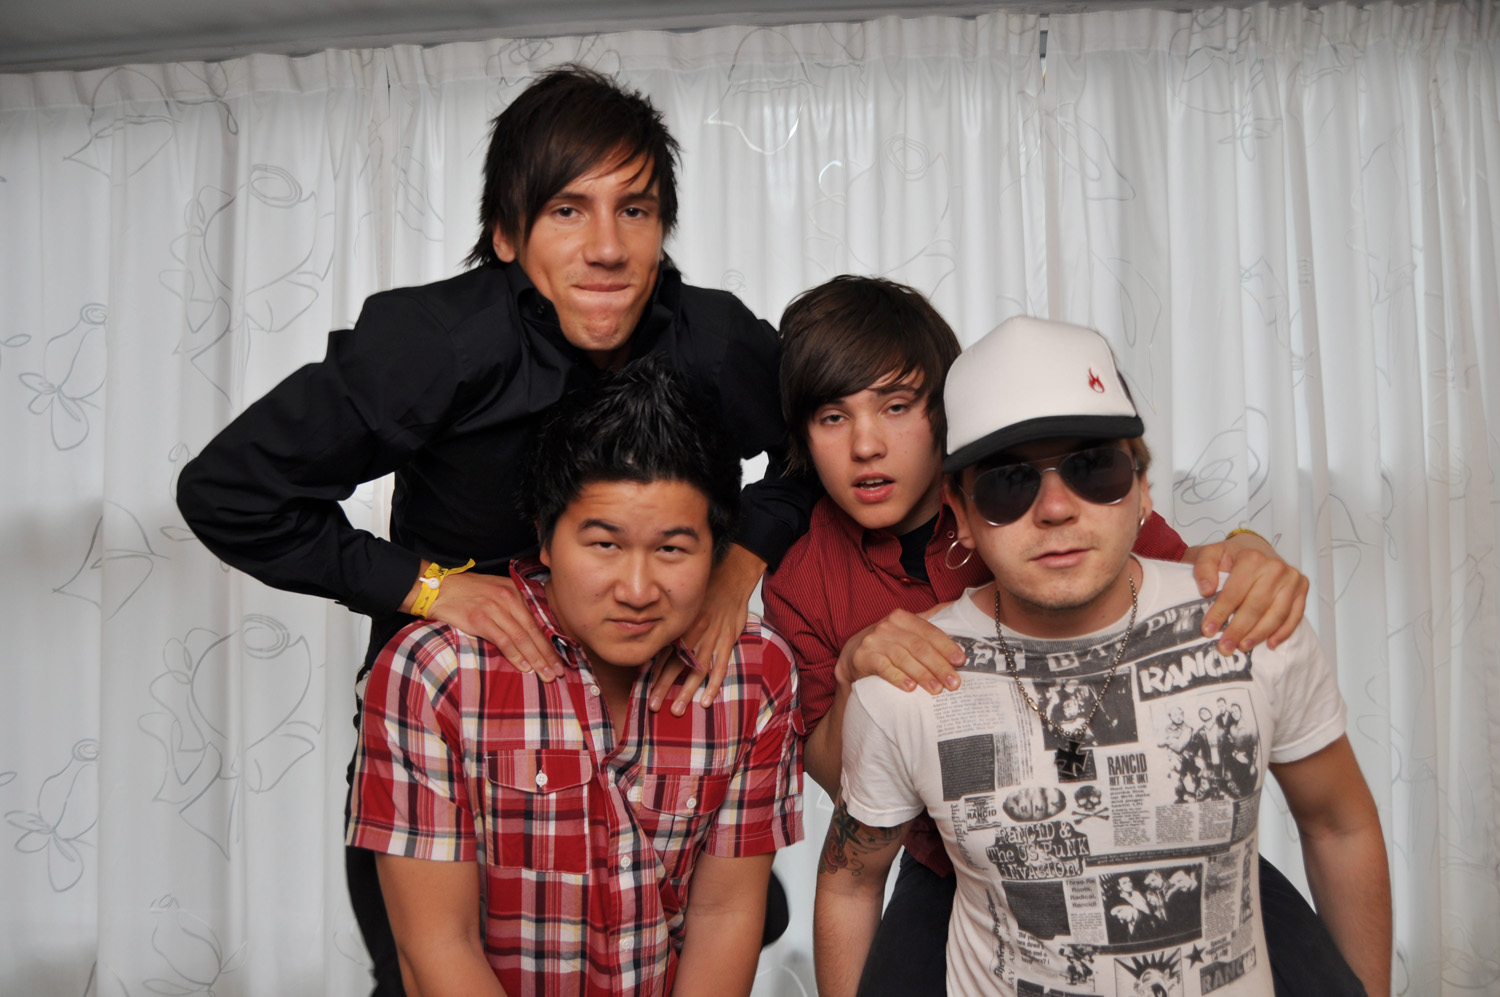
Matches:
[407,558,476,617]
[1224,527,1275,557]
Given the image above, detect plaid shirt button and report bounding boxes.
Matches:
[535,771,548,787]
[619,855,632,871]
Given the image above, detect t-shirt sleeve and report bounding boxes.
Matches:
[347,624,476,861]
[839,680,926,829]
[1132,510,1189,562]
[701,627,805,857]
[176,291,472,615]
[1265,620,1347,764]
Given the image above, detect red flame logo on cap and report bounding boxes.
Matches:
[1088,369,1105,393]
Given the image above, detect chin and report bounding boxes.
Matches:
[1012,575,1112,613]
[846,508,902,532]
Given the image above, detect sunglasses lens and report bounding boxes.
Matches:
[969,447,1137,525]
[1059,447,1137,504]
[971,464,1041,525]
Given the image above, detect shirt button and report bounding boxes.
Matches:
[621,937,635,950]
[685,796,697,810]
[534,771,548,788]
[587,685,601,697]
[619,855,632,871]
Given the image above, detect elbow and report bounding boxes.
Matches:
[174,452,222,534]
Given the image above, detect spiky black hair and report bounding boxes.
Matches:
[522,356,739,559]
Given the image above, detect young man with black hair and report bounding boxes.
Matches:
[175,66,814,992]
[813,316,1389,997]
[348,359,803,996]
[763,276,1344,997]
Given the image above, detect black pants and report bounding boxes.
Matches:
[347,846,792,996]
[854,851,1367,997]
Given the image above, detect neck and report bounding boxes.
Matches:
[985,557,1142,640]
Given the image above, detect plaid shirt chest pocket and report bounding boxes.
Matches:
[482,749,593,875]
[636,771,732,880]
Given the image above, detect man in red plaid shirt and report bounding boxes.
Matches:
[348,359,804,996]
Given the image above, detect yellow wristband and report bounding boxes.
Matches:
[411,558,476,618]
[1225,527,1267,546]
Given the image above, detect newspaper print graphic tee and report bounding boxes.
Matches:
[841,559,1345,997]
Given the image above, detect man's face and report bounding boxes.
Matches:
[493,155,663,369]
[949,437,1149,637]
[805,373,944,535]
[540,479,713,672]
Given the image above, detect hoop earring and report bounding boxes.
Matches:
[944,538,974,570]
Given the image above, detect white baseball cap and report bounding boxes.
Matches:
[942,316,1143,473]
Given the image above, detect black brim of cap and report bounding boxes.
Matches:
[942,414,1145,474]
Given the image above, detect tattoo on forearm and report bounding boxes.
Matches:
[818,799,903,877]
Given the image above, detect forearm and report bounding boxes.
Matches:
[375,854,507,997]
[179,456,417,612]
[396,937,509,997]
[1273,738,1391,996]
[813,801,907,997]
[673,900,766,997]
[1300,825,1392,996]
[717,543,768,612]
[804,682,850,795]
[813,879,884,997]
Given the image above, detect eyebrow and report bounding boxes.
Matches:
[577,519,701,543]
[824,378,925,405]
[548,185,660,206]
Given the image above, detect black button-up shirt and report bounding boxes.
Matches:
[177,261,817,666]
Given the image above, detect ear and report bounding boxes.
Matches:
[538,530,552,569]
[1135,473,1154,531]
[492,225,519,264]
[944,476,977,551]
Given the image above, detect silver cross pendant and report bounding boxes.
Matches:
[1055,740,1090,778]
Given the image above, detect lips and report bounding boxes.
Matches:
[575,280,632,294]
[1034,548,1090,569]
[609,617,659,635]
[851,475,896,504]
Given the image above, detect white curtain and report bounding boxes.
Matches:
[0,4,1493,994]
[1042,6,1500,993]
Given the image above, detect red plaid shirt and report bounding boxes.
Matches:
[763,497,1184,875]
[349,559,804,996]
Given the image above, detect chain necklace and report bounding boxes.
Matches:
[993,573,1138,779]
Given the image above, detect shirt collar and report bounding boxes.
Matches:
[820,493,962,558]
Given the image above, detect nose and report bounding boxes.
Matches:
[850,413,886,461]
[584,213,627,266]
[1030,464,1079,524]
[614,552,661,608]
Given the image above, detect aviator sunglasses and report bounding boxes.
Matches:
[968,446,1140,526]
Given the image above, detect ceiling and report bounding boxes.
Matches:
[0,0,1054,74]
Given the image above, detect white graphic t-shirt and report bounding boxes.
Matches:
[841,560,1345,997]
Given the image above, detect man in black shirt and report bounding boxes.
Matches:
[177,65,813,996]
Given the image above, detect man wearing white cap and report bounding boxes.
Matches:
[814,316,1391,996]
